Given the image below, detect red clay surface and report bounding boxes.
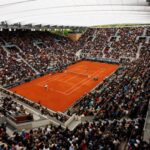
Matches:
[10,61,119,112]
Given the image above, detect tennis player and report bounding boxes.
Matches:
[44,84,48,91]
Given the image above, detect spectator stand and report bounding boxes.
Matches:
[143,100,150,143]
[66,60,120,118]
[0,27,149,149]
[0,87,82,131]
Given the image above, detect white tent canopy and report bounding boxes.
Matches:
[0,0,150,27]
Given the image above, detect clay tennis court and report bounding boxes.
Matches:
[10,61,119,112]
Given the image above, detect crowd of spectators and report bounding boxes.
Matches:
[71,45,150,118]
[0,27,149,149]
[0,118,150,149]
[0,89,69,123]
[79,28,117,58]
[78,27,145,60]
[109,28,144,59]
[0,31,77,74]
[0,96,28,117]
[146,27,150,36]
[0,95,33,123]
[0,27,148,87]
[70,43,149,149]
[0,47,35,87]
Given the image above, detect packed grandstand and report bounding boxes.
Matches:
[0,0,150,150]
[0,26,149,150]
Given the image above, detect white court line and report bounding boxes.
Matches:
[65,70,103,94]
[38,68,92,94]
[37,68,104,96]
[68,65,85,70]
[54,79,73,85]
[38,65,92,86]
[38,70,102,95]
[38,77,57,86]
[66,70,104,95]
[38,79,72,87]
[38,74,65,86]
[49,88,68,95]
[37,74,71,95]
[55,69,101,94]
[65,70,103,93]
[60,68,86,83]
[38,84,68,95]
[65,75,77,82]
[64,68,87,82]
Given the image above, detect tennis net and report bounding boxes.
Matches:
[65,70,90,78]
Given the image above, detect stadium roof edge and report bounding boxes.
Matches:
[0,0,149,27]
[0,21,88,30]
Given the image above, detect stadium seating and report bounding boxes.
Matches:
[0,27,150,149]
